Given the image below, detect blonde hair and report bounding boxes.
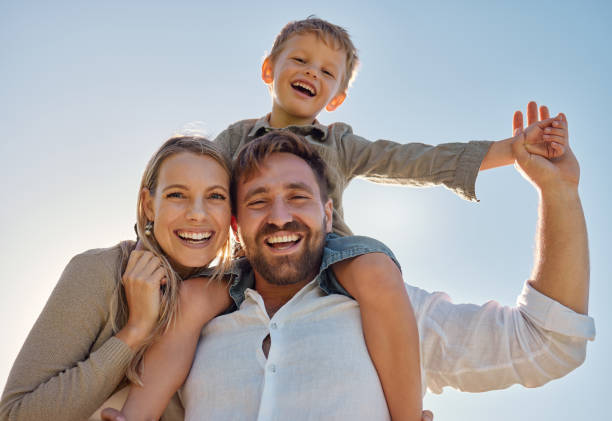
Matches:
[267,16,360,93]
[110,135,232,384]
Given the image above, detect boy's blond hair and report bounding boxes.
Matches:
[266,17,359,93]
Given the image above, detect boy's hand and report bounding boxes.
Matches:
[517,101,567,159]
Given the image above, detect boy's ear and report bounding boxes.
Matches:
[261,57,274,84]
[141,188,155,221]
[325,92,346,112]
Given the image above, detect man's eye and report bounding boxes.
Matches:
[247,199,266,207]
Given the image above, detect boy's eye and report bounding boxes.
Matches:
[322,69,335,78]
[292,57,305,63]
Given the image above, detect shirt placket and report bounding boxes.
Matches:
[247,289,286,421]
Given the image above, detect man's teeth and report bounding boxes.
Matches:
[267,234,300,244]
[177,231,212,241]
[292,81,315,96]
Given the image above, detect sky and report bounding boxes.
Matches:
[1,0,610,419]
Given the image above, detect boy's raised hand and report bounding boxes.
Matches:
[516,101,568,159]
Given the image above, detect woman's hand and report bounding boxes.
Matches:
[115,248,167,349]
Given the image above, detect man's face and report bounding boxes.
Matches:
[235,152,333,286]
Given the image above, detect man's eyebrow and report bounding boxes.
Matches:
[243,186,269,201]
[286,182,315,194]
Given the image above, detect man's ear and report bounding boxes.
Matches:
[323,199,333,233]
[231,215,239,238]
[141,188,155,221]
[325,92,346,112]
[261,57,274,84]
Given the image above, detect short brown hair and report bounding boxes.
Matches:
[231,130,331,210]
[267,16,359,93]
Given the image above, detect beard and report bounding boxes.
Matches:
[245,219,326,286]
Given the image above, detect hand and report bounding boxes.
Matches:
[117,249,167,348]
[512,108,579,192]
[422,409,434,421]
[100,407,126,421]
[519,101,568,159]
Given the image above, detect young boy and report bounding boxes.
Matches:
[109,17,567,421]
[210,17,567,419]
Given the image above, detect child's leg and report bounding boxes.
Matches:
[332,252,422,421]
[117,278,231,421]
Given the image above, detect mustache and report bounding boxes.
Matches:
[257,221,309,238]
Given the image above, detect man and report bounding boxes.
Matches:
[105,111,594,420]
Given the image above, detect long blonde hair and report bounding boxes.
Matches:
[110,135,232,384]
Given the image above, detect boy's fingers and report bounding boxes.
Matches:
[539,105,550,120]
[559,112,567,122]
[543,128,567,139]
[422,409,434,421]
[513,110,524,136]
[527,101,538,126]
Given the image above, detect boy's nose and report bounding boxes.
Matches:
[305,68,317,79]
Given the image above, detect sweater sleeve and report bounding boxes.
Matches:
[335,124,492,202]
[0,249,135,421]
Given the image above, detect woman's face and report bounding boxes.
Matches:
[143,152,231,276]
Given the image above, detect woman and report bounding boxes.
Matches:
[0,136,233,421]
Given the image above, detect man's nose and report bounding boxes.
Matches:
[267,197,293,227]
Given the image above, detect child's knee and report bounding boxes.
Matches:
[333,252,404,301]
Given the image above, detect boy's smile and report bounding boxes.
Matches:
[262,32,347,128]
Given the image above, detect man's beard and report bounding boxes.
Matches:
[245,219,326,286]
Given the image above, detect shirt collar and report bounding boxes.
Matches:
[247,114,328,141]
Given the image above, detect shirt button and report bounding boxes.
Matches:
[270,322,278,330]
[269,364,277,373]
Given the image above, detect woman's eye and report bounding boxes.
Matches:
[166,192,184,199]
[209,192,227,200]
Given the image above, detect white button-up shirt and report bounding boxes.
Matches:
[181,280,595,420]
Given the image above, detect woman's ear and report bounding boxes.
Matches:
[141,188,155,221]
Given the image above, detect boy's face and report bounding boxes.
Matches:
[262,32,347,124]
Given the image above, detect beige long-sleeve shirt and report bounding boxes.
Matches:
[215,115,493,236]
[0,244,184,421]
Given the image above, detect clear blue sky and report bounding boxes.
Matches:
[1,1,610,419]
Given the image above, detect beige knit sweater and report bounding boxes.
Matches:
[0,244,184,421]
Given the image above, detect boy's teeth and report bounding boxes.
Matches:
[178,231,212,241]
[292,82,315,96]
[267,234,300,244]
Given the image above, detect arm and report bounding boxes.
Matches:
[336,123,492,202]
[417,113,593,394]
[0,248,133,421]
[0,246,166,421]
[332,252,422,421]
[119,278,231,421]
[512,112,588,314]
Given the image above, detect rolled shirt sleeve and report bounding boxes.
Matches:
[408,281,595,395]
